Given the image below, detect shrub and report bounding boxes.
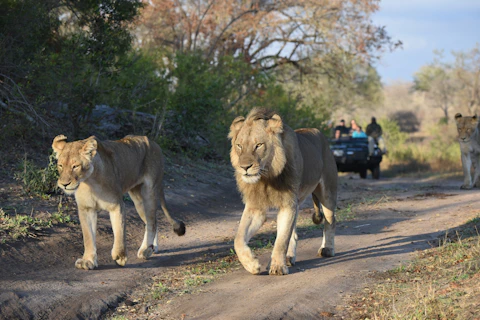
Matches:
[15,152,59,195]
[379,118,461,174]
[378,118,411,162]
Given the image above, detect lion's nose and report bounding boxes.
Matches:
[61,182,70,188]
[240,164,253,172]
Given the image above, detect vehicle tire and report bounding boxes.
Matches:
[359,168,367,179]
[372,164,380,179]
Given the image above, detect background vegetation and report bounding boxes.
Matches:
[342,44,480,175]
[1,0,478,166]
[1,0,397,160]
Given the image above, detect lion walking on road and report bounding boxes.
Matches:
[228,108,338,275]
[52,135,185,270]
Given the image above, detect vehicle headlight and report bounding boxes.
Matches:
[333,149,344,157]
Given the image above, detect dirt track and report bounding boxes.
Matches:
[0,173,478,319]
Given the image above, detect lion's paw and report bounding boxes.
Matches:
[114,256,127,266]
[112,249,127,266]
[319,247,335,257]
[137,245,154,260]
[269,263,289,276]
[75,258,97,270]
[286,256,296,267]
[460,184,473,190]
[242,259,261,275]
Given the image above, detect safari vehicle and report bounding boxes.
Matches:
[329,137,383,179]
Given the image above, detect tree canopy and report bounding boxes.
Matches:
[413,45,480,124]
[1,0,398,158]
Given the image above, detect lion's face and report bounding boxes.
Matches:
[52,135,97,194]
[455,113,479,143]
[228,109,286,184]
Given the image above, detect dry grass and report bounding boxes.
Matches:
[378,119,463,177]
[346,216,480,320]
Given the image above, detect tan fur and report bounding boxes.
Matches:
[52,135,185,270]
[229,108,338,275]
[454,113,480,189]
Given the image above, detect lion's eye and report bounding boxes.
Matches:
[255,143,264,149]
[72,164,80,170]
[58,164,63,170]
[236,144,242,150]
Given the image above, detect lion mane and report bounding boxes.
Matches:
[455,113,480,189]
[228,108,338,275]
[52,135,185,270]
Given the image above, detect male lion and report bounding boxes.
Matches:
[52,135,185,270]
[228,108,338,275]
[454,113,480,189]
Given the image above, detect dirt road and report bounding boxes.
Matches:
[0,173,478,319]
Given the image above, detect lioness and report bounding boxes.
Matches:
[229,108,338,275]
[52,135,185,270]
[454,113,480,189]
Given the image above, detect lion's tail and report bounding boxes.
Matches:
[159,187,186,236]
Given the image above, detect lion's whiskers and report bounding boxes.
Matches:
[259,168,269,177]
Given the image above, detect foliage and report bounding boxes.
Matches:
[378,118,410,162]
[379,118,461,174]
[0,0,58,125]
[413,61,458,123]
[14,152,59,196]
[426,124,461,166]
[158,52,262,158]
[0,0,144,137]
[140,0,398,74]
[452,43,480,115]
[278,60,384,122]
[1,0,392,161]
[243,82,328,130]
[0,208,51,242]
[139,0,390,137]
[413,46,480,123]
[113,52,169,115]
[0,207,73,243]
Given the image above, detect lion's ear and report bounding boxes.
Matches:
[455,113,462,120]
[266,114,283,134]
[81,136,98,160]
[228,116,245,140]
[52,135,68,159]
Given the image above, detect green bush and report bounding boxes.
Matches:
[157,52,264,159]
[1,0,144,138]
[14,152,59,195]
[378,118,411,162]
[424,124,461,169]
[379,118,461,173]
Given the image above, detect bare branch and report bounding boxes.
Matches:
[206,8,259,59]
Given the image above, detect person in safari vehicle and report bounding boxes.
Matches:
[366,117,386,155]
[334,119,350,139]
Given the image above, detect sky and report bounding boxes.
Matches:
[372,0,480,84]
